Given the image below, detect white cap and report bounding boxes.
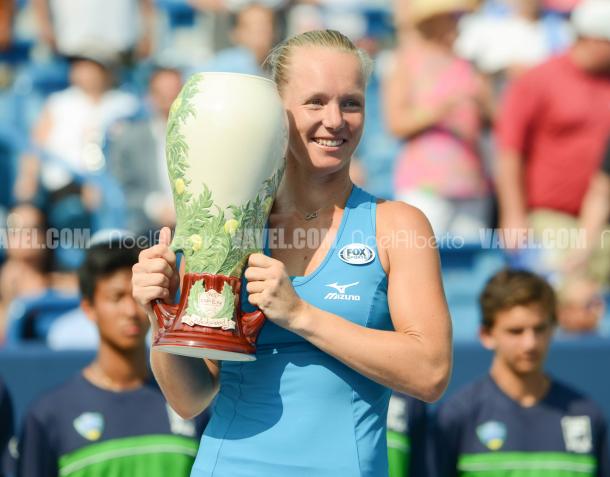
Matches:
[572,0,610,41]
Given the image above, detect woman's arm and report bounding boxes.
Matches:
[132,227,220,419]
[246,203,452,402]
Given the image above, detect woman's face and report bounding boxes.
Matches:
[281,46,365,174]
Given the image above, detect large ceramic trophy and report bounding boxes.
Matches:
[152,72,287,361]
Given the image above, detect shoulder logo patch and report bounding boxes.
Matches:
[561,416,592,453]
[74,412,104,441]
[476,421,506,451]
[338,243,375,265]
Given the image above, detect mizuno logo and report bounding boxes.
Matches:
[326,282,359,294]
[324,282,361,301]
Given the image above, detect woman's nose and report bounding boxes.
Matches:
[322,103,345,130]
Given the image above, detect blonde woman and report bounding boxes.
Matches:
[132,30,452,476]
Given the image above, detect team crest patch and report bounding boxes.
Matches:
[73,413,104,441]
[561,416,593,453]
[338,243,375,265]
[476,421,507,451]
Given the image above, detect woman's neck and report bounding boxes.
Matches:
[275,160,353,215]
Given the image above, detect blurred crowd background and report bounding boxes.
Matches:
[1,0,608,347]
[0,0,609,474]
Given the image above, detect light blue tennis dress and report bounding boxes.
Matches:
[191,186,393,477]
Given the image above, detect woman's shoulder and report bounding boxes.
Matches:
[376,200,433,236]
[375,200,435,267]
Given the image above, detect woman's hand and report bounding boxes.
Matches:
[132,227,180,318]
[244,253,306,331]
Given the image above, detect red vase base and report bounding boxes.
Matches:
[153,330,257,361]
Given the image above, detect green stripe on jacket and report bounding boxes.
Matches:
[59,434,198,477]
[458,452,596,477]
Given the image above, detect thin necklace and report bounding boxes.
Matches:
[294,182,353,221]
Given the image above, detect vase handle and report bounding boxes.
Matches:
[152,300,179,331]
[240,310,266,347]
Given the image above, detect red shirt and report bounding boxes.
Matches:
[496,53,610,216]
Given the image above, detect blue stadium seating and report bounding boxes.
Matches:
[4,290,80,345]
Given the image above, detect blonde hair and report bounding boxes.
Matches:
[265,30,373,93]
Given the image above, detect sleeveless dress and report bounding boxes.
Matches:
[191,186,393,477]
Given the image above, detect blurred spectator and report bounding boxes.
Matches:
[353,48,402,199]
[558,137,610,334]
[495,0,610,285]
[14,56,139,253]
[46,306,99,350]
[432,269,610,476]
[0,204,51,342]
[457,0,573,81]
[543,0,582,13]
[565,135,610,277]
[557,275,606,334]
[29,56,139,189]
[106,68,182,235]
[191,3,277,76]
[384,0,494,240]
[387,393,428,477]
[0,0,15,52]
[0,377,13,477]
[32,0,155,63]
[17,236,205,476]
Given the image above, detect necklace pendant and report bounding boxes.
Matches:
[304,211,318,221]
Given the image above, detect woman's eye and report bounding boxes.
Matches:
[307,99,323,106]
[343,99,362,109]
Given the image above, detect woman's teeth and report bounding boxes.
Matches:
[314,138,344,147]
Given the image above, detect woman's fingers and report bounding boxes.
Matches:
[146,257,175,277]
[139,286,171,305]
[133,272,171,290]
[244,265,271,282]
[246,280,266,294]
[248,253,274,268]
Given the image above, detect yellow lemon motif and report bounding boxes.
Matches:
[190,234,202,251]
[224,219,239,236]
[174,178,185,195]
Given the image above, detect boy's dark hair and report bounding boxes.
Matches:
[79,238,141,302]
[479,269,557,330]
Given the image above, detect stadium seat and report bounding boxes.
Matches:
[4,289,81,345]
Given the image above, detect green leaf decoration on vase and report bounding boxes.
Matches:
[165,73,286,279]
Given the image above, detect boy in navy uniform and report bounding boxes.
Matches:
[433,269,609,477]
[17,234,206,477]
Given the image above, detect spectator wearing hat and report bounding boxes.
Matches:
[495,0,610,286]
[384,0,494,241]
